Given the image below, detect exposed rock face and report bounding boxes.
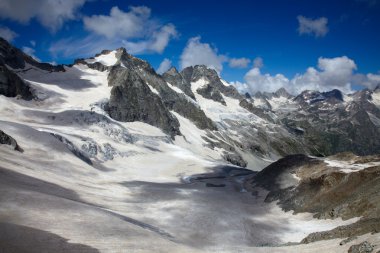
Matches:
[181,65,243,100]
[222,152,247,167]
[162,67,195,99]
[248,153,380,243]
[106,65,181,138]
[294,89,343,105]
[73,58,110,72]
[0,37,64,72]
[107,49,216,133]
[348,241,374,253]
[0,130,23,152]
[239,99,274,122]
[0,63,33,100]
[196,83,226,105]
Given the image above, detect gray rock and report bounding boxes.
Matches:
[196,83,226,105]
[340,236,358,246]
[0,130,23,152]
[106,64,181,138]
[107,49,216,135]
[162,67,195,99]
[348,241,374,253]
[181,65,243,100]
[0,63,33,100]
[0,37,64,72]
[222,152,247,167]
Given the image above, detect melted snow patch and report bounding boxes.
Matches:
[85,51,118,66]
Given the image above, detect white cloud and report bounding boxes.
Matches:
[358,73,380,89]
[83,6,151,39]
[30,40,36,46]
[179,36,227,74]
[156,58,172,74]
[49,35,118,59]
[244,67,290,94]
[0,0,87,32]
[236,56,378,95]
[290,56,356,93]
[253,57,264,68]
[0,26,18,42]
[121,24,177,54]
[297,15,329,37]
[50,6,177,58]
[22,46,40,62]
[229,57,250,68]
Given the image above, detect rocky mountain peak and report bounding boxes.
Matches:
[294,89,343,105]
[0,37,64,72]
[274,87,293,98]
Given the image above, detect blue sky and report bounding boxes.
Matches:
[0,0,379,94]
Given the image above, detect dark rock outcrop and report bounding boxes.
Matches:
[0,37,64,72]
[0,63,33,100]
[181,65,243,100]
[162,67,195,99]
[222,152,247,167]
[249,153,380,243]
[348,241,374,253]
[106,64,181,138]
[107,49,216,135]
[0,130,23,152]
[196,83,226,105]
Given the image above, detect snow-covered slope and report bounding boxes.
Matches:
[1,39,380,252]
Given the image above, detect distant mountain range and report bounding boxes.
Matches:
[2,37,380,169]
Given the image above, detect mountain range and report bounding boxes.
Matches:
[1,37,380,252]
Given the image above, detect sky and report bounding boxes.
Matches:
[0,0,379,94]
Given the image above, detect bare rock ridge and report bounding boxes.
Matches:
[0,38,64,72]
[106,63,181,138]
[106,48,216,137]
[248,153,380,243]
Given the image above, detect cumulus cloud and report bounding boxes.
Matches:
[51,6,177,58]
[0,0,87,32]
[291,56,356,93]
[297,15,329,37]
[180,36,227,74]
[83,6,151,39]
[244,67,290,94]
[235,56,378,95]
[156,58,172,74]
[253,57,264,68]
[0,26,18,42]
[22,46,40,62]
[229,57,251,68]
[83,6,177,54]
[122,24,177,54]
[50,6,177,58]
